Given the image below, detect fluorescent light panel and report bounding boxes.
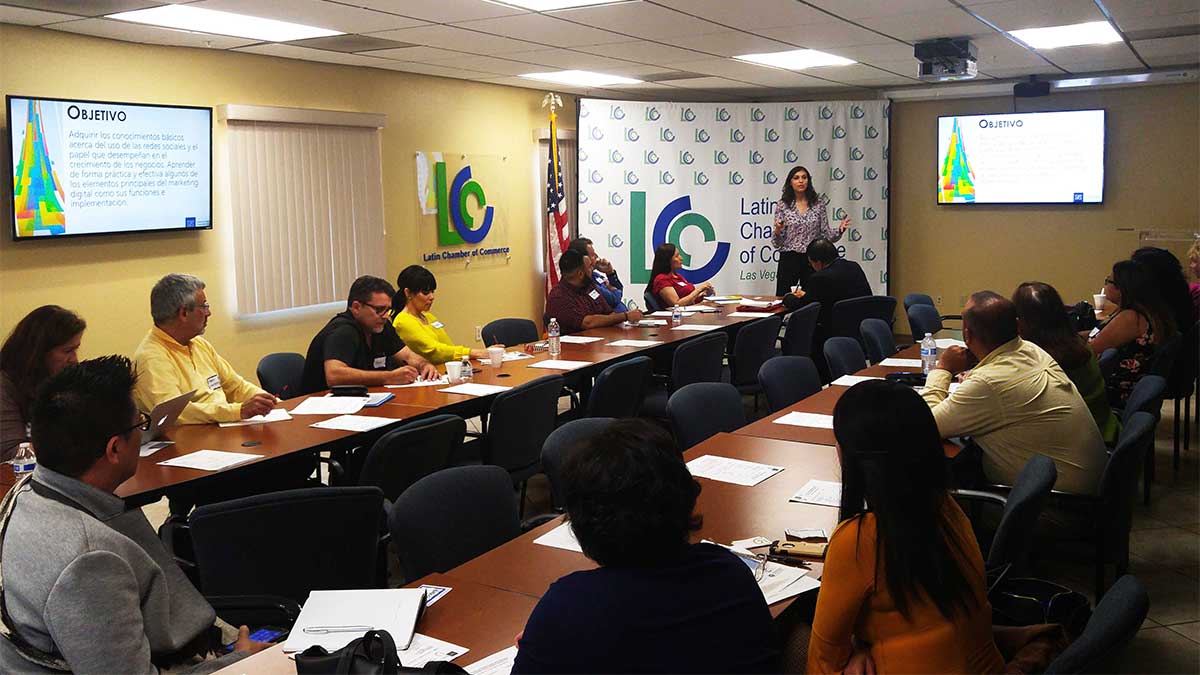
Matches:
[520,70,642,86]
[106,5,342,42]
[487,0,636,10]
[1009,21,1122,49]
[734,49,855,70]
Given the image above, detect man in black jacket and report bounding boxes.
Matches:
[782,238,872,378]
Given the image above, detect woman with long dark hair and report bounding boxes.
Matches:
[649,243,714,308]
[391,265,493,364]
[1132,246,1196,331]
[1013,282,1121,443]
[0,305,86,460]
[771,165,850,296]
[1091,260,1177,405]
[808,380,1004,674]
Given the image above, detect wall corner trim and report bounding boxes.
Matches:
[217,104,386,128]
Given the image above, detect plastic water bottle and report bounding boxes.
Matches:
[11,439,36,483]
[920,333,937,374]
[671,304,683,325]
[547,318,561,358]
[459,355,473,382]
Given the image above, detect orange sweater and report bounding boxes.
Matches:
[807,499,1005,674]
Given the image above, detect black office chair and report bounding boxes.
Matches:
[758,356,822,414]
[640,331,729,418]
[860,318,898,364]
[907,303,943,341]
[1044,575,1149,673]
[256,352,305,400]
[780,302,820,357]
[541,417,614,510]
[1164,321,1198,473]
[477,373,563,517]
[823,336,867,381]
[587,356,652,418]
[357,415,465,504]
[643,287,664,313]
[1116,374,1166,505]
[727,314,784,413]
[387,466,521,583]
[952,455,1057,575]
[904,292,962,322]
[667,382,745,451]
[830,295,897,345]
[481,318,539,347]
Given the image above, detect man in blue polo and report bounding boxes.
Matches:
[569,238,627,312]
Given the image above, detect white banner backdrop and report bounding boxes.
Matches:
[577,99,889,304]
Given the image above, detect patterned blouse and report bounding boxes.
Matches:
[772,194,843,253]
[1103,309,1157,407]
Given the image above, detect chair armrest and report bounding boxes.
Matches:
[949,488,1009,507]
[317,455,344,483]
[521,512,562,532]
[208,595,303,627]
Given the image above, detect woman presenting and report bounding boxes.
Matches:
[772,165,851,296]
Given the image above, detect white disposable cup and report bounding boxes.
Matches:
[488,345,505,367]
[792,285,802,293]
[445,360,463,382]
[1093,294,1106,310]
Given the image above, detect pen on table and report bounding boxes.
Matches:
[302,624,374,634]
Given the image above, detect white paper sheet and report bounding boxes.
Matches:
[627,319,668,327]
[728,311,773,317]
[400,633,469,667]
[417,585,451,606]
[706,295,738,301]
[607,339,664,347]
[487,351,535,362]
[310,415,395,432]
[713,299,742,305]
[558,335,603,344]
[738,299,775,307]
[722,544,817,605]
[649,310,695,317]
[935,338,967,349]
[386,376,451,388]
[438,383,513,396]
[830,375,881,387]
[529,359,593,370]
[879,358,923,367]
[686,455,784,486]
[139,441,173,457]
[689,305,719,313]
[669,324,722,332]
[290,397,366,416]
[284,589,427,654]
[158,449,262,471]
[533,522,582,553]
[218,408,292,428]
[465,646,519,675]
[790,479,842,507]
[773,411,834,429]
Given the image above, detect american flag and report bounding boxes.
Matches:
[544,107,571,296]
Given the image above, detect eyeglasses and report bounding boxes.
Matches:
[362,302,394,318]
[115,411,152,438]
[1104,277,1114,285]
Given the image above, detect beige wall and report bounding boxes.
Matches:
[889,83,1199,325]
[0,24,574,377]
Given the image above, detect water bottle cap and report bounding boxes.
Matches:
[924,333,932,337]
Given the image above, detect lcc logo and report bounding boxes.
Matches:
[435,161,494,246]
[629,192,730,284]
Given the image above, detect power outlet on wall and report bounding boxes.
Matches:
[935,295,943,306]
[474,325,482,342]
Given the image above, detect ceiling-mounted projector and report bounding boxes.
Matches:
[915,38,978,82]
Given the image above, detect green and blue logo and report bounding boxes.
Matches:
[630,192,730,284]
[435,161,494,246]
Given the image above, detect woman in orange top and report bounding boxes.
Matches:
[808,379,1005,674]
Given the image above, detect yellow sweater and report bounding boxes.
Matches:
[391,311,470,365]
[132,327,265,424]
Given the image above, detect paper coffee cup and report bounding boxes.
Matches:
[1093,294,1106,310]
[445,360,462,382]
[488,345,505,367]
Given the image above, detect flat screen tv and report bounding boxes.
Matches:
[8,95,212,240]
[936,109,1104,204]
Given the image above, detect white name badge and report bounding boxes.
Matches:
[431,321,445,329]
[373,356,387,369]
[206,374,220,391]
[588,289,600,300]
[677,281,688,287]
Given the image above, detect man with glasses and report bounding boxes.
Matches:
[301,275,437,394]
[0,356,268,672]
[133,273,277,424]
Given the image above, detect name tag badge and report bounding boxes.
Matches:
[588,289,600,300]
[1088,327,1100,339]
[206,374,220,391]
[677,281,688,287]
[431,321,445,329]
[373,356,387,369]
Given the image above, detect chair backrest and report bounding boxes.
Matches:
[1097,412,1157,555]
[907,303,944,341]
[1044,575,1149,674]
[387,466,520,582]
[987,455,1057,572]
[486,374,564,473]
[758,356,822,413]
[190,487,384,602]
[823,336,868,381]
[256,352,306,400]
[730,314,784,387]
[1121,375,1166,425]
[671,331,729,391]
[587,356,652,417]
[1165,320,1199,397]
[903,293,936,311]
[541,418,614,508]
[667,382,745,450]
[1147,331,1182,377]
[481,318,539,347]
[643,288,664,313]
[781,302,820,357]
[860,318,896,364]
[831,295,897,343]
[358,415,465,502]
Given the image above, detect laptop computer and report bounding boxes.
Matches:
[138,390,195,456]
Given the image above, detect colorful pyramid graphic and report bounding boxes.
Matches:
[13,100,67,236]
[939,117,976,203]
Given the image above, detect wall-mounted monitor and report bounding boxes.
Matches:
[937,109,1105,204]
[8,95,212,240]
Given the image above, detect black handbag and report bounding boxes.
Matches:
[294,630,468,675]
[989,573,1093,640]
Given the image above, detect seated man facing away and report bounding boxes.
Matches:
[0,356,269,673]
[133,273,277,424]
[513,418,777,673]
[921,291,1108,494]
[302,275,437,394]
[782,238,872,324]
[545,249,642,335]
[568,237,626,313]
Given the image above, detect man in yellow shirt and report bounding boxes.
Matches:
[133,274,276,424]
[921,291,1108,494]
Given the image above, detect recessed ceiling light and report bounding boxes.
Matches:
[734,49,856,70]
[519,70,643,86]
[1009,21,1122,49]
[106,5,343,42]
[485,0,637,10]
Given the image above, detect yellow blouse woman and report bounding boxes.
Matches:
[391,265,495,365]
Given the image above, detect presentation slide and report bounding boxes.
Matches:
[937,110,1105,204]
[9,96,211,239]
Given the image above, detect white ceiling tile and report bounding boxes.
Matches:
[757,21,892,49]
[371,61,498,79]
[664,76,765,90]
[980,65,1058,78]
[574,39,705,64]
[365,46,472,61]
[665,58,784,79]
[855,8,995,41]
[683,30,798,57]
[807,0,960,19]
[650,0,830,31]
[413,53,550,76]
[1045,43,1146,71]
[500,48,648,72]
[233,43,399,66]
[352,0,529,24]
[456,13,633,47]
[472,75,595,94]
[0,0,168,16]
[365,24,540,54]
[48,17,259,48]
[803,63,903,83]
[0,5,80,25]
[188,0,427,33]
[1143,50,1200,67]
[1116,11,1200,32]
[969,0,1106,32]
[829,42,917,63]
[546,2,722,40]
[1103,0,1200,23]
[1133,34,1200,65]
[970,34,1048,68]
